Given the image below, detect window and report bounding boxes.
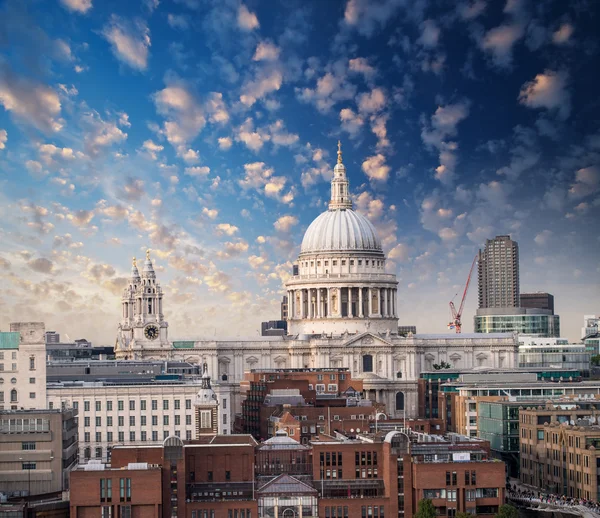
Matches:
[226,471,231,480]
[96,417,102,427]
[141,431,147,441]
[22,462,36,470]
[100,478,112,501]
[200,410,211,429]
[118,432,124,442]
[186,415,192,425]
[163,415,169,425]
[22,442,36,450]
[95,447,102,458]
[10,389,17,402]
[101,506,112,518]
[223,398,227,409]
[107,401,112,411]
[107,432,113,442]
[84,401,90,412]
[107,416,113,427]
[29,392,36,399]
[362,355,373,373]
[129,432,135,441]
[29,356,35,370]
[118,416,124,427]
[140,400,146,411]
[84,417,90,427]
[29,377,35,384]
[118,401,124,411]
[120,478,132,502]
[223,414,228,425]
[141,416,146,426]
[121,506,131,518]
[175,399,180,410]
[186,399,192,409]
[129,401,135,411]
[96,432,102,442]
[328,384,338,392]
[129,416,135,426]
[175,415,180,425]
[84,432,90,442]
[152,431,158,441]
[163,400,169,410]
[152,400,158,410]
[152,416,158,426]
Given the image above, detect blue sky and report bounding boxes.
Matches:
[0,0,598,344]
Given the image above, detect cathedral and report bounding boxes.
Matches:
[115,143,518,421]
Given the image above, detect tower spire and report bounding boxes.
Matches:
[329,141,353,210]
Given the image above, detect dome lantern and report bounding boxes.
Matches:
[329,140,353,211]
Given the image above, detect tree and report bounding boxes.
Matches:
[591,355,600,366]
[433,361,452,370]
[456,512,473,518]
[495,504,518,518]
[415,499,437,518]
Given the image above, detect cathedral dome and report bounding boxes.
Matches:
[300,209,382,255]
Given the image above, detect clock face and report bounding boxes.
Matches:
[144,325,159,340]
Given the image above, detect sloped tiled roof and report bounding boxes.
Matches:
[258,474,317,495]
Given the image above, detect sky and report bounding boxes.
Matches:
[0,0,599,345]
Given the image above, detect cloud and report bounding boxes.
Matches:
[102,16,151,71]
[60,0,92,13]
[348,58,376,79]
[296,71,356,113]
[218,137,232,150]
[518,70,571,120]
[534,229,553,246]
[153,82,205,151]
[28,257,54,274]
[343,0,404,38]
[141,139,163,160]
[357,87,386,114]
[0,64,63,133]
[552,23,574,45]
[340,108,364,138]
[239,68,283,107]
[26,160,44,174]
[457,1,486,20]
[81,110,128,155]
[215,223,239,236]
[253,41,280,62]
[480,23,524,68]
[239,161,294,203]
[236,118,268,152]
[238,4,260,31]
[0,129,6,149]
[568,166,600,199]
[361,154,390,182]
[202,208,219,220]
[417,20,440,48]
[217,240,249,259]
[205,92,229,124]
[168,14,190,30]
[421,101,470,184]
[119,177,145,201]
[185,166,211,177]
[274,215,298,232]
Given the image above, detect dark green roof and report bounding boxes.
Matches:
[0,332,20,349]
[172,341,195,349]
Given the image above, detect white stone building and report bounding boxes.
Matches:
[0,322,46,410]
[114,143,519,421]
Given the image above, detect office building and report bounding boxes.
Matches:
[519,402,600,500]
[260,320,287,337]
[520,292,554,313]
[0,407,78,496]
[474,308,560,337]
[583,315,600,356]
[281,295,288,321]
[478,235,520,309]
[45,331,60,344]
[518,336,590,376]
[70,427,505,518]
[0,322,47,410]
[398,326,417,336]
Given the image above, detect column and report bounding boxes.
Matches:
[368,288,373,316]
[317,288,322,318]
[383,288,388,317]
[301,290,306,318]
[348,287,353,317]
[327,288,332,318]
[308,289,313,319]
[393,289,397,317]
[358,287,364,318]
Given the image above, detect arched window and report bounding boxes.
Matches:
[95,447,103,459]
[396,392,405,411]
[362,355,373,373]
[10,389,17,402]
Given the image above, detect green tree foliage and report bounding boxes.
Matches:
[456,512,473,518]
[415,499,437,518]
[495,504,518,518]
[433,361,452,370]
[591,355,600,366]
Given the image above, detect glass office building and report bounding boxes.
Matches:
[474,308,560,337]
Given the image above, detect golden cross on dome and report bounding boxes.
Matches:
[132,257,137,267]
[146,249,150,260]
[337,140,342,164]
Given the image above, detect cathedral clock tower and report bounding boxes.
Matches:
[115,250,170,359]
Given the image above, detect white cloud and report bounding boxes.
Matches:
[168,14,189,30]
[218,137,233,150]
[102,16,151,71]
[343,0,404,38]
[141,139,163,160]
[215,223,239,236]
[181,149,199,163]
[534,229,553,246]
[361,154,390,182]
[38,143,83,166]
[236,118,268,152]
[340,108,364,138]
[60,0,92,13]
[357,87,386,114]
[238,4,260,31]
[202,208,219,220]
[552,23,574,45]
[569,166,600,199]
[274,215,298,232]
[185,166,211,177]
[518,70,571,120]
[81,110,128,155]
[296,71,356,113]
[417,20,440,48]
[457,1,486,20]
[153,83,205,151]
[0,129,6,150]
[253,41,280,62]
[205,92,229,124]
[25,160,44,175]
[480,23,524,68]
[0,65,63,133]
[348,58,376,79]
[239,68,283,107]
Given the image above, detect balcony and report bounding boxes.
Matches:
[287,273,397,284]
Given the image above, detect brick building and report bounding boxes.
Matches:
[519,401,600,499]
[69,429,505,518]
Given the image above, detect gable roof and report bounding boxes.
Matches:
[342,332,393,348]
[258,474,317,495]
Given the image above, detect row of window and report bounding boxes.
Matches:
[0,357,35,370]
[84,414,193,427]
[82,399,195,412]
[0,389,35,403]
[325,506,349,518]
[302,259,384,268]
[100,506,131,518]
[100,478,131,502]
[0,352,18,360]
[445,471,477,486]
[84,429,193,444]
[361,506,385,518]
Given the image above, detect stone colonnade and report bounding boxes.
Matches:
[287,287,397,320]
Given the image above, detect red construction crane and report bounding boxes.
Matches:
[448,255,478,333]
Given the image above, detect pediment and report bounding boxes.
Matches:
[476,353,488,359]
[449,353,462,361]
[273,355,287,364]
[343,332,393,348]
[246,356,259,364]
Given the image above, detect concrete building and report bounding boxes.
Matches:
[260,320,287,337]
[45,331,61,344]
[0,322,46,411]
[475,307,560,337]
[520,292,554,313]
[478,235,520,309]
[519,401,600,500]
[518,336,590,376]
[398,326,417,336]
[46,369,232,464]
[0,407,78,496]
[111,145,519,422]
